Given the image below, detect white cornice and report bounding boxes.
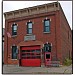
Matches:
[4,2,60,20]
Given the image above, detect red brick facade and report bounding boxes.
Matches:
[4,2,72,65]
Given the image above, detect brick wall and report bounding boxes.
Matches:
[4,9,72,65]
[60,7,72,63]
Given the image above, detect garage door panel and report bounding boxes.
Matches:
[21,59,41,66]
[21,46,40,50]
[20,45,41,67]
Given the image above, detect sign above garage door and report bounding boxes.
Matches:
[24,35,35,41]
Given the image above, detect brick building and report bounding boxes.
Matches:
[4,2,72,66]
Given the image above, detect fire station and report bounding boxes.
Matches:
[4,2,72,67]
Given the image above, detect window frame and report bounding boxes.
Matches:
[12,24,17,36]
[27,22,33,34]
[21,49,41,59]
[11,46,18,60]
[44,19,50,33]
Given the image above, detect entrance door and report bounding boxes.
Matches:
[20,45,41,67]
[45,52,51,66]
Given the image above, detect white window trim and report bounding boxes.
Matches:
[46,17,48,20]
[29,20,31,22]
[50,18,51,21]
[26,22,27,25]
[26,21,34,25]
[42,18,51,23]
[11,23,18,27]
[43,32,50,33]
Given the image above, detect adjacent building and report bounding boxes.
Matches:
[2,28,5,64]
[4,2,72,66]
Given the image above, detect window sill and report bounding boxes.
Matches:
[26,34,33,36]
[43,32,50,34]
[12,35,17,37]
[11,59,18,60]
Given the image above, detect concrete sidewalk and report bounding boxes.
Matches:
[3,64,72,74]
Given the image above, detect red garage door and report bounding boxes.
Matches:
[20,45,41,67]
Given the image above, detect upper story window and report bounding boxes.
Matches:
[44,19,50,32]
[12,23,17,36]
[12,46,18,59]
[27,22,32,34]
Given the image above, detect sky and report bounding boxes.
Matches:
[3,1,72,29]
